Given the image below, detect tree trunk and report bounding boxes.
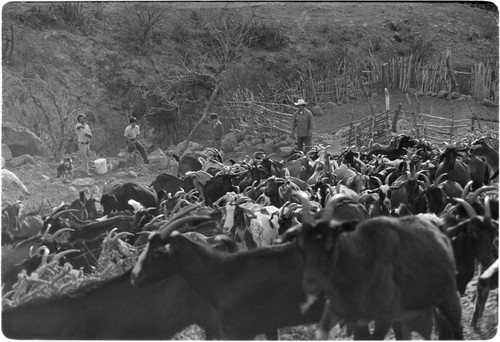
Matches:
[178,82,220,156]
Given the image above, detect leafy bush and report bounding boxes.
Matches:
[408,36,435,63]
[246,21,288,51]
[481,22,498,40]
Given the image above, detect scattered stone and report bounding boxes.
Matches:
[221,136,237,153]
[415,90,425,97]
[9,154,36,168]
[2,122,51,157]
[2,144,13,161]
[311,105,324,116]
[41,175,50,182]
[72,178,97,187]
[116,171,128,178]
[437,90,448,98]
[279,146,295,158]
[128,171,138,178]
[425,91,434,96]
[451,92,461,99]
[393,33,402,42]
[481,99,498,107]
[431,92,438,97]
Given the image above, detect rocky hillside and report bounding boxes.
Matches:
[2,2,498,158]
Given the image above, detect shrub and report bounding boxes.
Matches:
[246,22,288,51]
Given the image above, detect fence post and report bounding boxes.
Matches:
[471,117,476,131]
[450,111,455,143]
[392,102,401,133]
[385,88,390,111]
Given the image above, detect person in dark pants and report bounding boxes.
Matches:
[124,117,149,164]
[292,98,313,152]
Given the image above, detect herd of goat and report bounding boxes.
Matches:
[1,134,498,340]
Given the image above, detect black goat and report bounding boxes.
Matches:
[2,270,223,339]
[175,154,202,177]
[282,193,463,340]
[149,173,195,196]
[203,173,238,206]
[446,197,497,303]
[131,216,326,340]
[100,181,158,215]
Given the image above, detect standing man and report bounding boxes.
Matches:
[124,117,149,164]
[210,113,224,150]
[75,113,92,176]
[292,98,313,152]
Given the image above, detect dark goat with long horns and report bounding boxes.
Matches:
[281,191,463,340]
[131,215,326,340]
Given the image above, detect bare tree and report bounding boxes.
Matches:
[4,66,82,160]
[176,11,258,154]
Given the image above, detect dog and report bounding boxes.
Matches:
[56,157,74,180]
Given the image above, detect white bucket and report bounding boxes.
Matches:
[94,158,108,174]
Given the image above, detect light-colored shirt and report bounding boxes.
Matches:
[124,125,140,140]
[292,108,313,137]
[214,120,224,141]
[75,123,92,143]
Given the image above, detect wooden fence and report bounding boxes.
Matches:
[225,100,295,137]
[264,56,498,106]
[340,111,392,147]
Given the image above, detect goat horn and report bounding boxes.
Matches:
[453,198,477,218]
[51,249,80,263]
[370,176,383,188]
[158,215,212,240]
[468,185,498,204]
[434,173,448,186]
[50,208,80,219]
[171,202,201,220]
[461,180,474,199]
[322,194,350,220]
[416,172,431,187]
[484,196,492,219]
[446,223,466,238]
[45,228,75,241]
[111,231,134,242]
[291,191,313,226]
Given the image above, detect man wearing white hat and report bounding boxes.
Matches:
[292,98,313,152]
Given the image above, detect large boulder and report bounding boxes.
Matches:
[176,141,204,156]
[148,148,178,175]
[2,122,51,157]
[8,154,36,168]
[221,136,238,153]
[311,105,324,116]
[2,144,13,161]
[279,146,296,158]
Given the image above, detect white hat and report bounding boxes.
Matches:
[294,99,307,106]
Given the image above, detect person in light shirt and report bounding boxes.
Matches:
[124,117,149,164]
[75,113,92,175]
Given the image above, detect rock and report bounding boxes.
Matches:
[108,159,120,171]
[72,178,97,187]
[437,90,448,99]
[279,146,295,158]
[235,130,248,143]
[177,140,204,156]
[2,169,30,202]
[128,171,138,178]
[41,175,51,182]
[481,99,498,107]
[275,140,289,148]
[244,134,255,141]
[425,91,434,96]
[251,138,264,145]
[234,146,243,153]
[9,154,36,168]
[285,136,296,145]
[2,122,51,157]
[393,33,402,42]
[311,105,324,116]
[451,92,461,99]
[2,144,13,161]
[116,171,128,178]
[263,140,275,154]
[415,91,425,97]
[431,92,438,97]
[221,136,237,153]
